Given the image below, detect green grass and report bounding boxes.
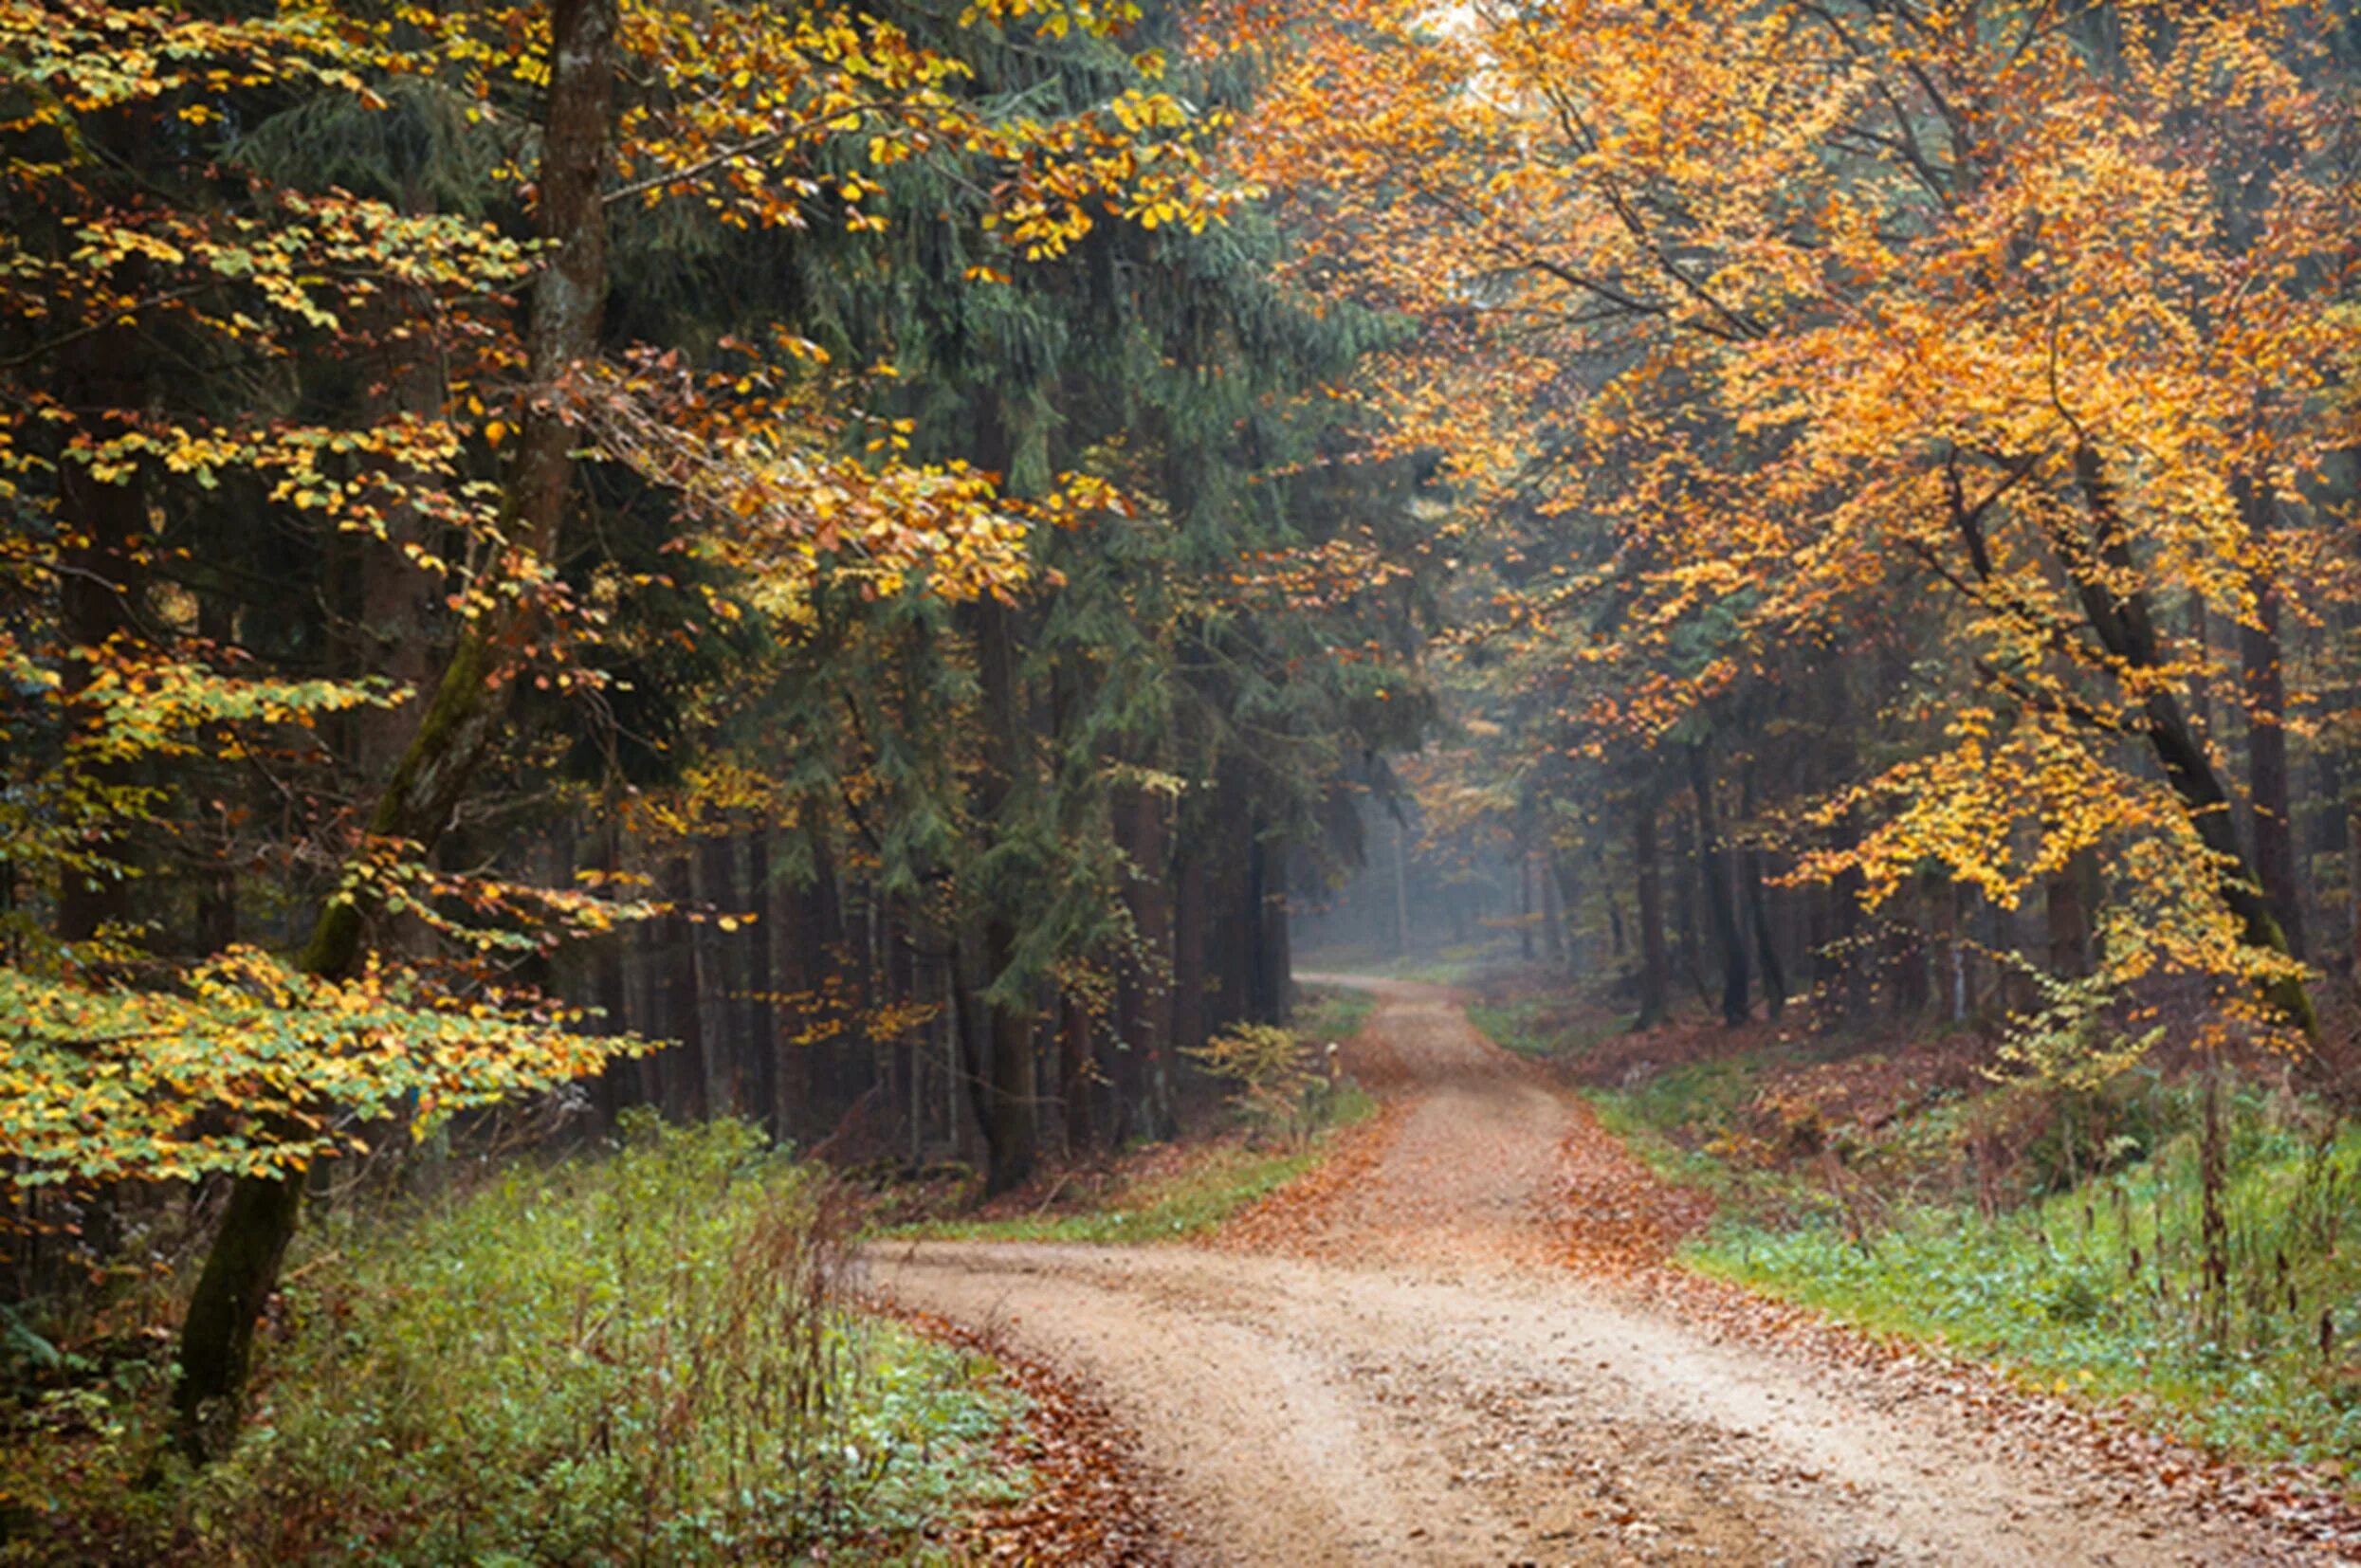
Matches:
[1469,992,1794,1202]
[1667,1087,2361,1471]
[1389,940,1521,986]
[1494,976,2361,1475]
[1297,939,1521,988]
[1583,1077,1770,1200]
[3,1119,1031,1564]
[1440,963,2361,1472]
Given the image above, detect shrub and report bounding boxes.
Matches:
[4,1115,1021,1564]
[1184,1023,1341,1150]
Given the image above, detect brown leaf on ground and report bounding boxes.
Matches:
[885,1307,1173,1564]
[1210,1100,1405,1257]
[1552,1096,1715,1274]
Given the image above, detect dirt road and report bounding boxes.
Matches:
[873,977,2308,1565]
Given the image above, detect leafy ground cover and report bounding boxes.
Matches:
[2,1119,1035,1564]
[1693,1108,2361,1472]
[1467,992,1619,1063]
[1475,973,2361,1483]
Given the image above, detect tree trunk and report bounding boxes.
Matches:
[1172,830,1207,1105]
[2342,802,2361,987]
[2349,797,2361,983]
[55,330,145,947]
[1738,764,1786,1021]
[1391,813,1412,957]
[651,858,699,1117]
[1518,850,1536,961]
[192,592,241,956]
[1599,843,1625,961]
[1548,845,1567,968]
[591,848,631,1128]
[769,848,814,1140]
[1059,993,1092,1158]
[626,853,667,1112]
[2047,850,2094,979]
[1743,851,1787,1021]
[1890,886,1932,1021]
[171,0,617,1462]
[2236,481,2305,960]
[1633,796,1671,1028]
[972,932,1036,1193]
[962,596,1037,1194]
[886,898,922,1166]
[2186,594,2213,738]
[688,836,735,1119]
[1688,743,1750,1026]
[745,830,778,1139]
[2066,449,2315,1035]
[798,835,851,1109]
[1255,830,1293,1025]
[1205,781,1255,1030]
[1245,822,1273,1021]
[1672,829,1709,1009]
[1120,786,1176,1140]
[1541,849,1568,966]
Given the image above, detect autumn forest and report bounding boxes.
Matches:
[7,0,2361,1560]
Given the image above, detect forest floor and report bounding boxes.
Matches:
[873,977,2356,1565]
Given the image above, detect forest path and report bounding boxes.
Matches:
[873,977,2297,1565]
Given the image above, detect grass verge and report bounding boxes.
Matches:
[1493,983,2361,1479]
[1467,994,1615,1061]
[1293,982,1378,1049]
[2,1117,1034,1564]
[1297,940,1522,988]
[1691,1108,2361,1471]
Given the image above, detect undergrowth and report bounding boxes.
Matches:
[2,1116,1025,1564]
[1493,978,2361,1478]
[1693,1098,2361,1471]
[1295,939,1518,988]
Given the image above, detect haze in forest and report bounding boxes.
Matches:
[4,0,2360,1560]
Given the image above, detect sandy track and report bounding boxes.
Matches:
[873,977,2306,1565]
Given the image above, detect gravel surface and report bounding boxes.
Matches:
[873,976,2325,1565]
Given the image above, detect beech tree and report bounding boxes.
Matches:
[1245,0,2361,1041]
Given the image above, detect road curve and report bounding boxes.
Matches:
[872,976,2302,1565]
